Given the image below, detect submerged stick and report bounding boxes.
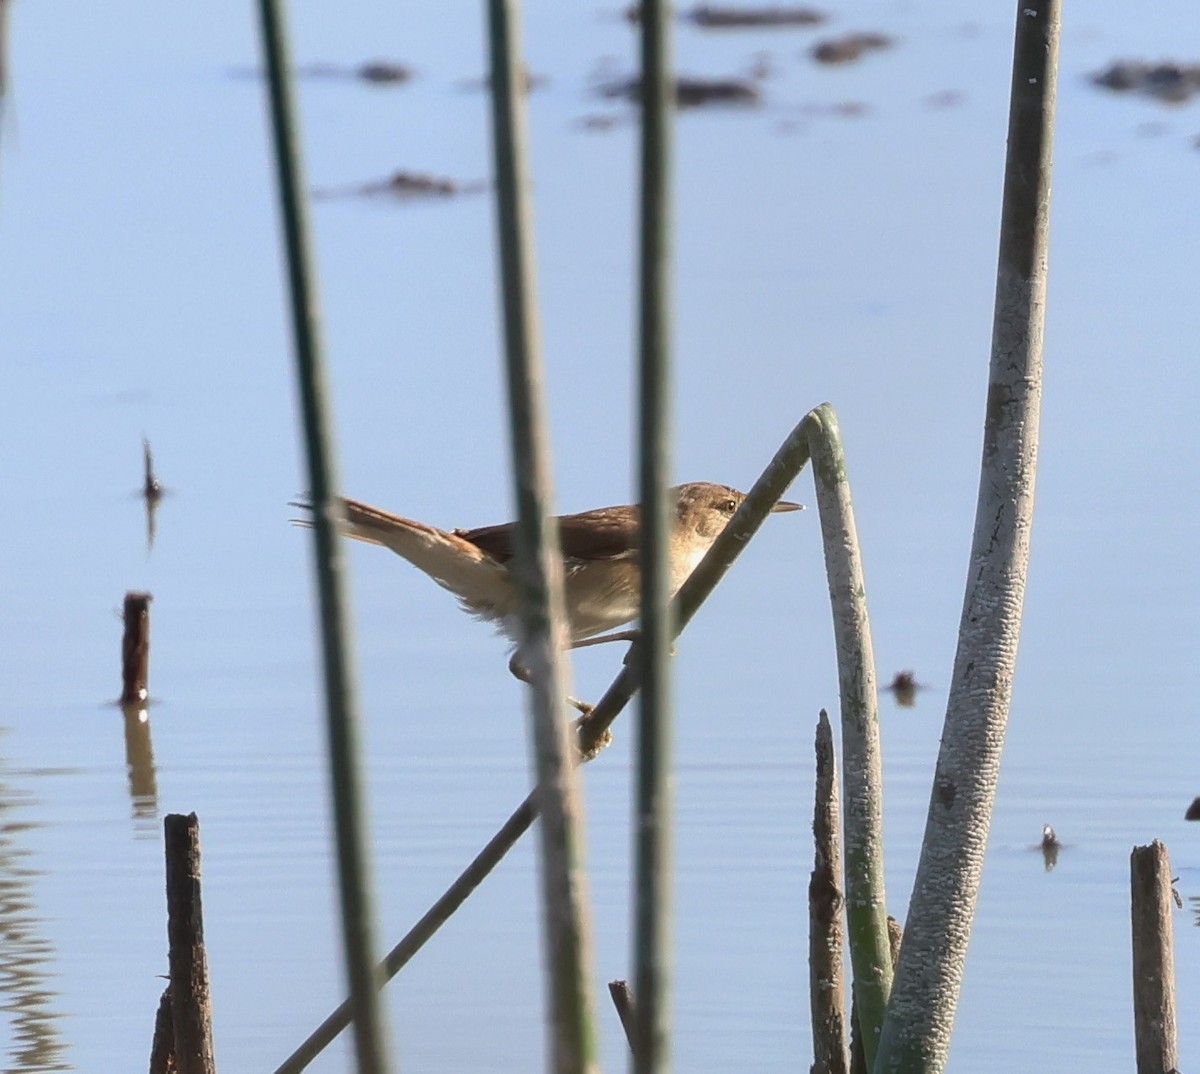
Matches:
[1130,841,1178,1074]
[164,813,216,1074]
[121,592,153,706]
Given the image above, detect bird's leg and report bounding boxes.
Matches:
[570,628,676,666]
[508,652,594,716]
[567,629,641,651]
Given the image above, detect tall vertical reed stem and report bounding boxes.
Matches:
[256,2,392,1070]
[633,1,675,1072]
[486,4,599,1072]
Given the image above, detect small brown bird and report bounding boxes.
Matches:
[302,482,802,685]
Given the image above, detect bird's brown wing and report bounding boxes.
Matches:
[460,504,641,563]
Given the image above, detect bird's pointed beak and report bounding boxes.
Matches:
[770,499,804,513]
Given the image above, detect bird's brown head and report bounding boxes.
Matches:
[670,481,803,541]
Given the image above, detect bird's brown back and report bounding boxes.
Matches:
[458,504,642,564]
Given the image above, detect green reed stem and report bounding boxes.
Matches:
[486,3,599,1072]
[255,2,392,1071]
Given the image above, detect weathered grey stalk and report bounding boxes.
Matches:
[255,1,393,1069]
[810,710,849,1074]
[874,3,1059,1070]
[486,4,599,1073]
[164,813,215,1074]
[1130,841,1178,1074]
[607,980,639,1056]
[633,1,675,1071]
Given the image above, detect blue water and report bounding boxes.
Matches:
[1,0,1198,1071]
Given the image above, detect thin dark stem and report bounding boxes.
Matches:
[486,1,599,1071]
[634,1,675,1071]
[255,2,392,1070]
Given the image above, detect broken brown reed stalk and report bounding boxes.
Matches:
[809,710,848,1074]
[1130,841,1178,1074]
[148,986,174,1074]
[164,812,216,1074]
[121,592,153,706]
[272,403,887,1074]
[607,980,639,1055]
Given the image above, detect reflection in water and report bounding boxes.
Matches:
[143,494,161,555]
[121,704,159,837]
[0,744,70,1071]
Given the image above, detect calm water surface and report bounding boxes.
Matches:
[1,1,1198,1071]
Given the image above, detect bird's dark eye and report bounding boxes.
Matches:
[721,498,737,513]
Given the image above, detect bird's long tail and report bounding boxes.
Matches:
[291,497,514,615]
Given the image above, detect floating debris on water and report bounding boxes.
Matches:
[229,60,414,86]
[811,31,894,65]
[624,3,825,27]
[313,170,489,202]
[686,5,827,28]
[923,89,965,110]
[596,73,762,109]
[575,113,628,133]
[1089,60,1200,105]
[774,100,868,134]
[884,670,925,707]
